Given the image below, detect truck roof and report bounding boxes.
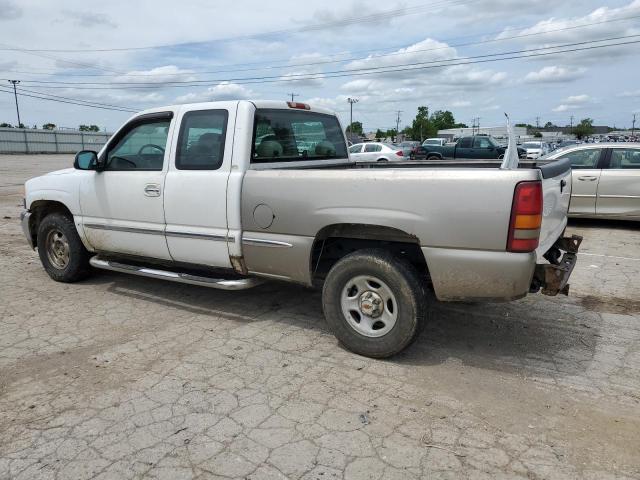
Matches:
[135,100,337,118]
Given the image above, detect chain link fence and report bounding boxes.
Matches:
[0,128,112,154]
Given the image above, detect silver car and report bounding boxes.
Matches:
[348,142,405,162]
[542,143,640,220]
[521,141,550,159]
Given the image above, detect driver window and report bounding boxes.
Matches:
[106,120,170,171]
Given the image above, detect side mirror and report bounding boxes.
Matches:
[74,150,98,170]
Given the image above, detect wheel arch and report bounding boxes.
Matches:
[28,200,75,248]
[310,223,429,284]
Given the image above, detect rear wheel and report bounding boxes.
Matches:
[377,158,388,162]
[37,212,91,282]
[427,155,440,160]
[322,249,427,358]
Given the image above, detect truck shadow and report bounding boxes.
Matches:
[85,271,599,381]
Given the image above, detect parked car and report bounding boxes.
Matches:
[411,135,526,160]
[556,140,580,149]
[349,142,404,162]
[20,100,580,358]
[521,141,551,159]
[398,141,420,157]
[422,138,448,147]
[541,143,640,221]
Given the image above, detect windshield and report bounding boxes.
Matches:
[522,142,542,149]
[252,109,348,163]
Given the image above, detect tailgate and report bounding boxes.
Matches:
[536,157,572,259]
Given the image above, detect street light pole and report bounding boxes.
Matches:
[8,80,21,127]
[347,98,359,138]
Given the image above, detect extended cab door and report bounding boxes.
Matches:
[596,147,640,217]
[79,111,174,260]
[472,136,496,159]
[162,104,236,267]
[557,147,604,215]
[455,137,473,159]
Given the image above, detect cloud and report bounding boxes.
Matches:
[451,100,471,108]
[345,38,456,72]
[175,82,253,103]
[617,90,640,98]
[565,94,590,104]
[114,65,197,84]
[62,10,117,28]
[496,0,640,61]
[523,65,586,83]
[552,94,591,112]
[279,70,325,87]
[0,0,22,20]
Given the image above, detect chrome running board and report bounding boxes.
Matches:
[89,256,264,290]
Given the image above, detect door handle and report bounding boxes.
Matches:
[577,176,597,181]
[144,184,161,197]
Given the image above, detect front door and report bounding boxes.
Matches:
[596,147,640,217]
[560,148,604,215]
[163,105,235,267]
[79,112,174,260]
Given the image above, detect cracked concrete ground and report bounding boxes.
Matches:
[1,154,639,480]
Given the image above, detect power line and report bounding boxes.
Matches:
[3,13,639,79]
[7,36,639,90]
[0,86,137,112]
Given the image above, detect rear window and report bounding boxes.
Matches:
[252,109,347,163]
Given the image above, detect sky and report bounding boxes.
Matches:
[0,0,639,132]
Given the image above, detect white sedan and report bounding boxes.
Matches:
[521,141,551,159]
[348,143,405,162]
[542,143,640,220]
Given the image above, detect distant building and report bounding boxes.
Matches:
[437,126,527,141]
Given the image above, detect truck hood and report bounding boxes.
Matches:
[44,168,76,176]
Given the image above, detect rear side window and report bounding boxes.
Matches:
[364,144,382,153]
[610,148,640,169]
[458,137,472,148]
[349,144,362,153]
[559,149,601,169]
[252,109,348,163]
[176,110,228,170]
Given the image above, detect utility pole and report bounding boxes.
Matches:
[570,115,574,133]
[287,92,299,102]
[535,116,540,129]
[632,113,637,136]
[395,110,402,141]
[8,80,21,127]
[347,97,359,138]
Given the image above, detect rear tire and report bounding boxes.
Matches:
[37,212,91,282]
[427,155,440,160]
[322,249,428,358]
[377,158,388,162]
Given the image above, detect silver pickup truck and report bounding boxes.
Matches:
[20,100,581,358]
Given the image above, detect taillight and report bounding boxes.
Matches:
[507,181,542,253]
[287,101,310,110]
[396,150,404,156]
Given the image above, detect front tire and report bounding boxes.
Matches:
[322,249,427,358]
[37,212,91,282]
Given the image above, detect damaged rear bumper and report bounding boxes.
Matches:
[532,234,583,296]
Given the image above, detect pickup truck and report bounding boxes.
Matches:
[411,135,526,160]
[20,100,581,358]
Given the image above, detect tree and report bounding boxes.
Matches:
[345,121,363,135]
[79,124,100,132]
[429,110,456,131]
[406,106,436,141]
[42,123,56,130]
[533,131,543,138]
[0,122,13,128]
[573,118,594,139]
[544,121,555,128]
